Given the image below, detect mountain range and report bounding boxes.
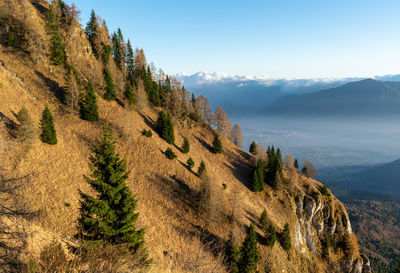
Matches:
[177,72,400,116]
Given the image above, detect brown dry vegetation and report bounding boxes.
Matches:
[0,1,365,272]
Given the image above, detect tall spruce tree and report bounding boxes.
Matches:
[46,9,66,65]
[280,223,292,251]
[212,134,222,154]
[85,10,99,57]
[78,125,148,260]
[238,224,259,273]
[156,111,174,144]
[251,159,264,192]
[126,39,135,82]
[103,68,116,101]
[40,106,57,145]
[80,81,98,122]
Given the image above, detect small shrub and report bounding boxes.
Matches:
[186,157,194,169]
[39,241,69,272]
[222,183,227,190]
[141,129,152,138]
[165,148,177,160]
[64,203,70,207]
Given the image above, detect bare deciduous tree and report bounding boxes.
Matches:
[214,106,231,138]
[283,154,295,169]
[302,159,317,178]
[64,68,80,114]
[256,144,266,162]
[135,79,147,112]
[231,123,243,148]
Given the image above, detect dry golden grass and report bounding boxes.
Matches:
[0,2,363,272]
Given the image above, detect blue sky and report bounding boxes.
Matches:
[64,0,400,79]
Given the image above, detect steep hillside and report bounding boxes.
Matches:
[265,79,400,116]
[0,0,372,272]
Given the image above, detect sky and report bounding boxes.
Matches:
[64,0,400,79]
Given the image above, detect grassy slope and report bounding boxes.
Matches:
[0,1,362,272]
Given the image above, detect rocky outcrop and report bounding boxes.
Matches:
[294,193,371,273]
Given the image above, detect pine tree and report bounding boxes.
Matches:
[275,148,284,179]
[280,223,292,251]
[103,68,116,101]
[259,209,268,231]
[124,82,136,106]
[265,225,277,247]
[80,81,98,122]
[238,224,259,273]
[78,125,148,261]
[249,142,257,155]
[16,106,35,142]
[156,111,174,144]
[182,137,190,154]
[85,10,99,57]
[46,9,66,65]
[251,159,264,192]
[226,235,240,273]
[126,39,135,82]
[40,106,57,145]
[294,158,299,170]
[212,134,222,154]
[198,160,206,176]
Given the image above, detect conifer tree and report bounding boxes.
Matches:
[212,134,222,154]
[182,137,190,154]
[294,158,299,170]
[265,225,277,247]
[85,10,99,57]
[124,82,136,106]
[80,81,98,122]
[126,39,135,82]
[46,9,66,65]
[249,142,257,155]
[156,111,174,144]
[259,209,268,231]
[226,235,240,273]
[238,224,259,273]
[198,160,206,176]
[78,125,148,261]
[280,223,292,251]
[251,159,264,192]
[276,148,284,179]
[16,106,35,142]
[40,106,57,145]
[103,68,116,101]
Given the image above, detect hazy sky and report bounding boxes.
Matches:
[64,0,400,79]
